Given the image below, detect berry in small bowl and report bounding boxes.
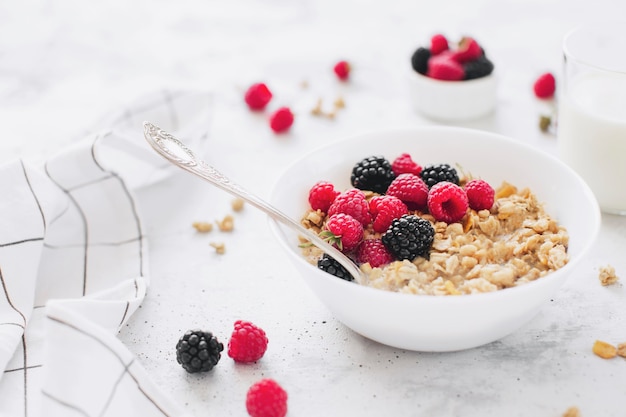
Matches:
[408,34,496,122]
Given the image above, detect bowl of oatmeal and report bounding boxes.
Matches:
[268,126,600,352]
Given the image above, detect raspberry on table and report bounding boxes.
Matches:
[244,83,273,110]
[333,60,351,81]
[420,163,460,188]
[350,155,396,194]
[464,178,495,211]
[391,153,422,176]
[427,54,465,81]
[327,188,371,226]
[308,181,340,212]
[410,47,431,75]
[386,173,429,211]
[381,214,435,261]
[246,378,288,417]
[533,72,556,99]
[369,195,409,233]
[175,329,224,373]
[269,107,294,133]
[430,34,449,55]
[227,320,269,363]
[427,181,469,223]
[356,238,395,268]
[320,213,364,252]
[452,37,482,63]
[317,253,353,281]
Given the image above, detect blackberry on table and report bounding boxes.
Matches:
[463,56,494,80]
[176,329,224,373]
[411,47,431,75]
[382,215,435,261]
[317,253,353,281]
[350,155,395,194]
[420,163,460,188]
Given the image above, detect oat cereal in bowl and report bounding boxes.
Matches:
[269,127,600,351]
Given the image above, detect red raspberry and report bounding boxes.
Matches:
[321,213,363,251]
[244,83,273,110]
[246,378,288,417]
[356,239,395,267]
[533,72,556,99]
[327,188,371,226]
[227,320,269,363]
[369,195,408,233]
[308,181,339,212]
[386,173,429,211]
[427,181,469,223]
[430,34,449,55]
[427,54,465,81]
[269,107,294,133]
[464,179,495,211]
[452,37,482,63]
[391,153,422,176]
[333,60,351,81]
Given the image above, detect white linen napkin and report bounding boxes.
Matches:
[0,90,212,417]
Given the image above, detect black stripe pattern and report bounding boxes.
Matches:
[0,90,212,416]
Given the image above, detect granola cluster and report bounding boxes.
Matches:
[301,182,570,295]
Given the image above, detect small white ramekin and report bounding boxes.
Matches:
[408,71,497,122]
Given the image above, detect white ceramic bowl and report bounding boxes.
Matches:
[268,127,600,352]
[408,71,497,122]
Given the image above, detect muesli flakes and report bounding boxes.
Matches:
[592,340,617,359]
[302,182,569,295]
[562,406,581,417]
[598,265,619,286]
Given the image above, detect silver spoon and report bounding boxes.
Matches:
[142,121,364,283]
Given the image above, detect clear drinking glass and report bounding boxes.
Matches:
[558,21,626,215]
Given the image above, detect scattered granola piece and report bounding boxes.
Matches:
[539,114,552,133]
[216,215,234,232]
[562,406,581,417]
[209,242,226,254]
[598,265,619,286]
[617,343,626,358]
[334,96,345,109]
[300,80,309,89]
[311,98,324,116]
[193,222,214,233]
[592,340,617,359]
[231,198,245,212]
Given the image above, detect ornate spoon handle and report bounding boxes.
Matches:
[143,122,363,283]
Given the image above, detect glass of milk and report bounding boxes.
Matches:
[558,21,626,214]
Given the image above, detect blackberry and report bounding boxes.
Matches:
[317,253,353,281]
[176,329,224,373]
[411,47,431,75]
[350,155,395,194]
[463,56,494,80]
[420,163,459,188]
[382,215,434,261]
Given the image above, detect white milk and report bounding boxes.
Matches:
[558,73,626,214]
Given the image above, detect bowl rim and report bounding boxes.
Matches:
[269,125,601,304]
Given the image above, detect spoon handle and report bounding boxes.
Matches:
[142,122,362,282]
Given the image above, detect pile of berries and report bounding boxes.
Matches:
[411,34,494,81]
[244,83,294,133]
[176,322,286,416]
[307,153,496,279]
[175,320,269,373]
